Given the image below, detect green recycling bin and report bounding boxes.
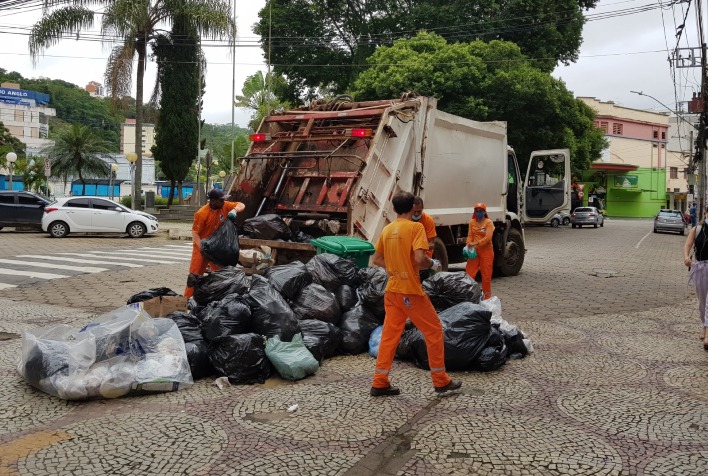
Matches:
[310,236,375,268]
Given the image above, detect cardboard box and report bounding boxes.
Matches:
[140,296,189,317]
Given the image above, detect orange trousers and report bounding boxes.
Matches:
[465,245,494,299]
[184,243,221,298]
[373,292,452,389]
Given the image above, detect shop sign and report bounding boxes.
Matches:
[614,175,638,188]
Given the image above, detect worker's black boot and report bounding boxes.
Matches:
[370,385,401,397]
[434,380,462,394]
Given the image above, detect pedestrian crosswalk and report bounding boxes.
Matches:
[0,243,194,290]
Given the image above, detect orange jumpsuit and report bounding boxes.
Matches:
[372,218,453,390]
[419,211,437,258]
[465,217,495,299]
[184,201,243,298]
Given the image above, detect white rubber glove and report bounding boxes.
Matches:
[430,259,442,272]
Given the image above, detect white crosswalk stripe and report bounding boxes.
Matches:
[0,283,17,290]
[0,258,107,273]
[0,268,69,279]
[83,250,190,261]
[17,255,144,268]
[56,253,182,265]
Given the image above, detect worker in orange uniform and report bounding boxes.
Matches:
[412,197,437,280]
[184,189,246,298]
[465,202,495,300]
[370,191,462,397]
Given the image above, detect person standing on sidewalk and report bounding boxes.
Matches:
[684,205,708,350]
[690,202,698,227]
[369,191,462,397]
[412,197,437,281]
[184,189,245,298]
[465,202,495,300]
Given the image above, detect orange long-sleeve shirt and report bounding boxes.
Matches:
[466,217,495,249]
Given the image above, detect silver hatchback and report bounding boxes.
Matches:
[571,207,604,228]
[653,210,685,235]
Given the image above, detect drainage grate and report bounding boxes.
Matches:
[592,269,618,278]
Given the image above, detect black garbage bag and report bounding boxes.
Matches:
[422,272,482,311]
[185,340,214,379]
[293,230,315,243]
[208,333,271,384]
[242,214,292,240]
[339,305,382,355]
[306,253,360,290]
[199,294,252,341]
[126,287,178,304]
[302,334,326,362]
[471,328,508,372]
[500,328,528,358]
[407,302,493,371]
[334,284,358,312]
[193,266,251,305]
[263,261,312,300]
[166,311,203,343]
[187,297,204,316]
[396,327,417,361]
[200,220,240,267]
[291,283,342,325]
[298,318,343,359]
[244,275,300,341]
[357,267,388,317]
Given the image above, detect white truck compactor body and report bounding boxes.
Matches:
[230,96,570,275]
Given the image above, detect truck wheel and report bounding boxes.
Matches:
[498,229,524,276]
[432,237,449,271]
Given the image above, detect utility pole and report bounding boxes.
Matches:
[697,41,708,216]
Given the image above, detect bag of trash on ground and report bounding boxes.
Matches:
[199,294,251,341]
[264,261,312,300]
[471,327,509,372]
[200,220,240,267]
[339,304,382,355]
[165,311,203,343]
[334,284,358,312]
[126,287,178,304]
[479,296,532,358]
[244,275,300,341]
[406,302,493,371]
[357,267,388,317]
[298,318,343,359]
[193,266,251,305]
[290,283,342,325]
[396,327,417,360]
[18,306,193,400]
[422,272,482,311]
[242,214,292,240]
[208,333,271,384]
[368,325,383,358]
[306,253,360,290]
[184,340,214,379]
[265,334,319,381]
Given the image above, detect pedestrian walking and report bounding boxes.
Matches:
[411,197,437,281]
[465,202,495,300]
[369,191,461,397]
[690,202,697,227]
[684,205,708,350]
[184,189,245,298]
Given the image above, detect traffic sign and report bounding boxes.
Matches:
[44,158,51,177]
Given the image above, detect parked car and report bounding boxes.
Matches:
[0,191,52,230]
[571,207,604,228]
[41,196,159,238]
[654,210,685,235]
[547,212,571,227]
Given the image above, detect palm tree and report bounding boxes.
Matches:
[44,124,111,196]
[29,0,236,207]
[235,71,290,130]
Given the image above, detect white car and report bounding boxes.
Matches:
[41,197,159,238]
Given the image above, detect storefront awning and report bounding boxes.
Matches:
[590,163,639,172]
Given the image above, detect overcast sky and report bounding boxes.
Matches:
[0,0,701,126]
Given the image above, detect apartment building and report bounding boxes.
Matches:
[0,81,56,155]
[120,119,155,157]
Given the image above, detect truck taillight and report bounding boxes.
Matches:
[44,207,58,214]
[347,128,372,138]
[249,133,271,142]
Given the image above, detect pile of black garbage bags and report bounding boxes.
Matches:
[129,253,532,385]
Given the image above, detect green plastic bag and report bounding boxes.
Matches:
[265,334,319,381]
[462,246,478,260]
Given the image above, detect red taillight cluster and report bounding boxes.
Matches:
[249,133,271,142]
[588,213,595,217]
[44,207,58,214]
[571,213,576,217]
[347,128,372,138]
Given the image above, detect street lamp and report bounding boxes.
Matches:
[218,170,226,190]
[126,153,138,208]
[6,152,17,191]
[109,164,119,200]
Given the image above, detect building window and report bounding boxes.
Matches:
[670,167,678,179]
[612,123,623,135]
[599,121,608,133]
[661,131,666,139]
[674,188,680,192]
[653,130,658,139]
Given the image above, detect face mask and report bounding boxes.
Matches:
[411,214,421,221]
[475,211,485,219]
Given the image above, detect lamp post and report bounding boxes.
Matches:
[6,152,17,191]
[109,164,119,200]
[126,153,138,208]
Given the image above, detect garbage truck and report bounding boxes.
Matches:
[230,95,570,275]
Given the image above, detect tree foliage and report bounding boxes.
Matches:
[255,0,598,102]
[235,71,290,130]
[0,121,27,168]
[352,32,606,174]
[43,124,110,195]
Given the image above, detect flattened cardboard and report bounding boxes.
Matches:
[140,296,189,318]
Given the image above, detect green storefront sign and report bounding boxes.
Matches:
[614,175,638,188]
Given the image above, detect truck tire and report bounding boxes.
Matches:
[498,229,524,276]
[432,237,449,271]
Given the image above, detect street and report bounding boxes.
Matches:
[1,219,707,475]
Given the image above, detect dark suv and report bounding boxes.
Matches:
[0,191,52,230]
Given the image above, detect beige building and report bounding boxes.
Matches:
[0,81,56,155]
[85,81,104,98]
[120,119,155,157]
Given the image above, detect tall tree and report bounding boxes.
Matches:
[43,124,111,196]
[29,0,235,209]
[152,15,201,207]
[352,32,607,174]
[255,0,599,102]
[0,121,27,168]
[234,71,290,130]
